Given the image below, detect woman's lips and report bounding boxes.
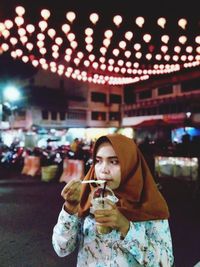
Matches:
[99,178,112,182]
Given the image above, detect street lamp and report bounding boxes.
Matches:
[0,85,21,135]
[3,85,21,102]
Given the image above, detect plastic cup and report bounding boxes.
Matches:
[90,186,118,234]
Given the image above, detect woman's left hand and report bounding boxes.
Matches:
[94,200,130,238]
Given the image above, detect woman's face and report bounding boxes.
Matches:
[94,142,121,190]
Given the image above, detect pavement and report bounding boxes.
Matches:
[0,167,60,185]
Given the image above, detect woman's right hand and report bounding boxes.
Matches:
[61,179,82,214]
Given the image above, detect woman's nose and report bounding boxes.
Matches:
[101,162,109,173]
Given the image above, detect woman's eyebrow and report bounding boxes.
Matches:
[96,156,118,159]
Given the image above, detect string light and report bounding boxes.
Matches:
[0,6,198,85]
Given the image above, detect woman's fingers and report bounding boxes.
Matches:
[61,179,81,201]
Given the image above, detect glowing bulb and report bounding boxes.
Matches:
[135,17,145,27]
[26,24,35,34]
[103,38,110,47]
[48,28,56,38]
[85,36,93,44]
[157,17,166,28]
[195,36,200,44]
[178,18,187,29]
[67,33,75,41]
[39,20,48,31]
[179,35,187,44]
[113,48,120,56]
[62,24,70,34]
[124,50,131,58]
[41,9,50,20]
[85,28,93,36]
[66,12,76,23]
[161,35,169,44]
[89,13,99,24]
[119,40,126,49]
[104,30,113,39]
[71,41,77,49]
[125,31,133,41]
[143,34,151,43]
[15,16,24,27]
[15,6,25,16]
[113,15,122,26]
[4,20,13,29]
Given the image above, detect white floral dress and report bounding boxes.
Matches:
[52,208,174,267]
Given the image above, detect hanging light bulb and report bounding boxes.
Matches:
[77,52,84,59]
[134,43,141,51]
[26,42,33,51]
[135,52,142,59]
[186,46,193,53]
[89,13,99,24]
[86,44,93,52]
[65,48,72,55]
[125,31,133,41]
[2,29,10,39]
[20,36,28,44]
[157,17,166,28]
[67,33,75,41]
[174,46,181,53]
[99,57,105,63]
[195,36,200,44]
[48,28,56,38]
[108,58,115,65]
[71,41,78,49]
[119,40,126,49]
[113,15,122,26]
[113,48,120,56]
[135,17,145,27]
[104,30,113,39]
[178,18,187,29]
[26,24,35,34]
[52,44,59,52]
[41,9,50,20]
[99,47,106,56]
[179,35,187,44]
[103,38,110,47]
[143,34,151,43]
[15,16,24,27]
[85,28,93,36]
[124,50,131,58]
[39,20,48,31]
[4,20,13,29]
[62,24,70,34]
[85,36,93,44]
[10,37,18,45]
[89,54,95,61]
[161,35,169,44]
[161,45,168,53]
[15,6,25,16]
[66,12,76,23]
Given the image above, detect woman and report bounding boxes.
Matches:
[52,134,174,266]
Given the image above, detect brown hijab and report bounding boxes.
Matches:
[78,134,169,221]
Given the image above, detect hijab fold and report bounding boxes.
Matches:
[78,134,169,221]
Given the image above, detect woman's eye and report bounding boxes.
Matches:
[95,158,101,164]
[110,159,119,165]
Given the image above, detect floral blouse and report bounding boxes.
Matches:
[52,208,174,267]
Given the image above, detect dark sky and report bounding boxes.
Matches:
[0,0,199,17]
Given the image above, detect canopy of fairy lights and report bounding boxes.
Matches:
[0,6,199,85]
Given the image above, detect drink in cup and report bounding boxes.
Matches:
[90,185,118,234]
